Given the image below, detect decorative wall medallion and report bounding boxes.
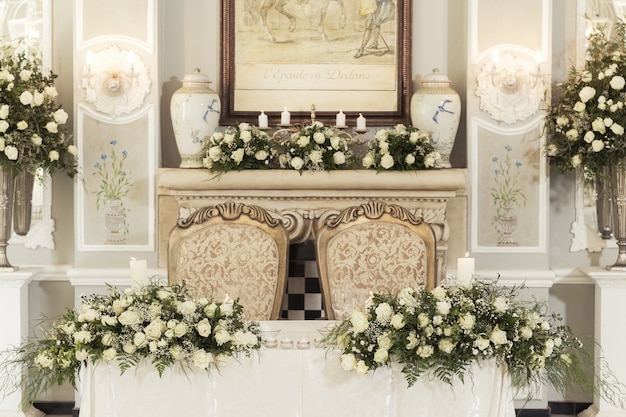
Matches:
[475,52,546,124]
[80,45,151,117]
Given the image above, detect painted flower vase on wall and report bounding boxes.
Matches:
[496,205,519,246]
[410,68,461,168]
[105,199,126,244]
[170,68,220,168]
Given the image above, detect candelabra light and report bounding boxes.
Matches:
[475,50,547,124]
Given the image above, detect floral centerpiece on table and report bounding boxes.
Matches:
[277,121,357,172]
[0,37,77,177]
[323,279,590,395]
[202,123,275,172]
[0,282,261,408]
[545,21,626,175]
[362,124,442,171]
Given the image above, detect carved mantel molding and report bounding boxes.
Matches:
[157,169,467,280]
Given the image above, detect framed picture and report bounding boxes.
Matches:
[220,0,411,126]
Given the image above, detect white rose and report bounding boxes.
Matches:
[73,330,93,343]
[571,154,582,168]
[378,141,389,153]
[432,315,443,326]
[459,313,476,330]
[173,322,188,337]
[556,116,569,127]
[409,131,420,144]
[123,343,137,354]
[374,348,389,363]
[102,348,117,361]
[333,151,346,165]
[49,150,60,161]
[375,302,393,323]
[220,301,234,316]
[380,153,395,169]
[489,326,508,345]
[204,303,218,318]
[424,153,440,168]
[169,345,184,360]
[566,129,579,141]
[578,86,596,102]
[255,150,268,160]
[240,130,252,143]
[355,360,369,376]
[416,345,434,358]
[214,329,232,345]
[196,318,212,337]
[520,326,533,340]
[0,104,8,119]
[390,313,405,329]
[541,321,550,331]
[290,156,304,170]
[611,123,625,135]
[0,120,8,133]
[19,69,32,81]
[238,122,250,131]
[17,120,28,130]
[134,332,147,347]
[54,109,69,124]
[192,349,214,369]
[610,75,626,90]
[45,121,58,133]
[330,135,341,149]
[31,134,42,146]
[231,148,245,164]
[145,319,165,339]
[435,301,451,315]
[417,313,430,328]
[208,146,222,161]
[592,140,605,152]
[362,153,375,168]
[309,150,323,164]
[438,338,455,354]
[592,117,606,133]
[573,101,586,112]
[493,297,509,313]
[405,154,415,165]
[350,309,369,333]
[583,131,595,143]
[119,309,140,326]
[223,133,235,145]
[398,288,417,307]
[340,353,357,371]
[313,132,326,144]
[431,286,447,300]
[4,146,18,160]
[101,332,114,346]
[177,300,197,315]
[474,337,490,351]
[297,135,310,147]
[19,90,33,105]
[44,86,58,98]
[75,349,89,361]
[33,91,44,106]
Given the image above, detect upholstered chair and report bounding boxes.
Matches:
[168,201,289,320]
[315,200,436,320]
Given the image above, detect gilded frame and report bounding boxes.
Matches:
[220,0,412,126]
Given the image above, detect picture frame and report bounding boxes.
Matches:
[220,0,412,127]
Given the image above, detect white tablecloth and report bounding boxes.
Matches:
[78,321,515,417]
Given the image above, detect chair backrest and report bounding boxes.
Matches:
[315,200,436,320]
[168,201,289,320]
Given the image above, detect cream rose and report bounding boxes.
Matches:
[350,309,369,333]
[489,327,508,345]
[290,156,304,170]
[333,151,345,165]
[4,146,18,160]
[578,85,596,102]
[380,154,394,169]
[49,150,60,161]
[196,318,212,337]
[231,148,245,164]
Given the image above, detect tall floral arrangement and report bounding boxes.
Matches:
[362,124,441,171]
[323,279,590,395]
[203,123,275,172]
[277,121,357,172]
[0,37,77,177]
[0,282,261,408]
[545,21,626,174]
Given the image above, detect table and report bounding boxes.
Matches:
[78,321,515,417]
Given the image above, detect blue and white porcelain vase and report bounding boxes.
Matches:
[410,69,461,168]
[170,69,220,168]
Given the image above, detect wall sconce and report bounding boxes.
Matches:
[475,49,547,124]
[80,45,151,118]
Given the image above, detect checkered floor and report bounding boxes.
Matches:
[281,242,326,320]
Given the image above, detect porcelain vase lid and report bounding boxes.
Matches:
[181,68,212,87]
[421,68,451,85]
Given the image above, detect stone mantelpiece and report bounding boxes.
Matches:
[157,169,468,281]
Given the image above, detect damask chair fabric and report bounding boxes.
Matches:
[316,200,437,320]
[168,201,289,320]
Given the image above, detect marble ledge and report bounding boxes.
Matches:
[158,168,467,195]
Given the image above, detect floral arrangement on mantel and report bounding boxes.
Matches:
[276,121,358,172]
[202,122,275,172]
[322,278,594,397]
[545,21,626,175]
[0,282,261,408]
[201,121,443,173]
[0,37,77,177]
[362,124,442,171]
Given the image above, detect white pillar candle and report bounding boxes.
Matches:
[258,110,269,128]
[281,107,290,125]
[336,109,346,127]
[457,257,475,287]
[130,258,148,289]
[356,113,366,130]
